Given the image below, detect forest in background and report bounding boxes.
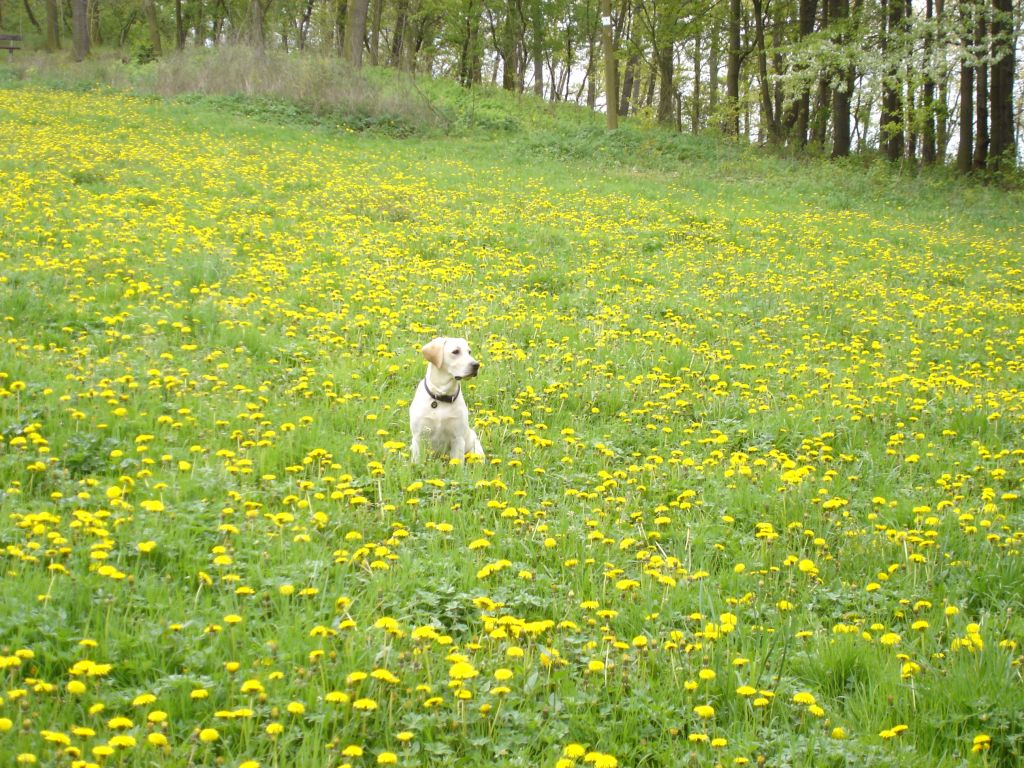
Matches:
[1,0,1020,170]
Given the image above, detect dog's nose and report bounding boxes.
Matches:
[471,362,481,373]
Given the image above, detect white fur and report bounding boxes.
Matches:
[410,337,484,464]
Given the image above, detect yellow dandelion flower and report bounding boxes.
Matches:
[449,661,479,680]
[564,744,587,759]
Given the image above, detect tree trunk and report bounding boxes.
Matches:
[212,0,226,43]
[794,0,818,146]
[89,0,101,45]
[708,15,719,120]
[21,0,43,32]
[531,0,544,96]
[401,13,418,71]
[459,1,483,84]
[972,8,989,169]
[880,0,904,160]
[691,30,702,132]
[751,0,778,143]
[177,0,187,47]
[470,18,483,83]
[794,97,809,149]
[499,0,522,91]
[905,78,917,159]
[725,0,741,134]
[193,0,205,45]
[410,15,430,73]
[345,0,369,67]
[562,23,575,99]
[458,16,473,83]
[829,0,851,157]
[389,0,406,65]
[831,82,852,158]
[143,0,162,55]
[935,0,949,158]
[333,0,345,53]
[856,92,869,150]
[501,51,516,90]
[774,25,790,136]
[904,0,915,158]
[471,17,484,83]
[811,77,829,146]
[618,3,634,112]
[972,61,988,169]
[119,8,138,45]
[612,0,627,48]
[956,0,974,172]
[368,0,383,63]
[601,0,617,128]
[988,0,1014,165]
[655,43,674,124]
[586,38,596,108]
[250,0,265,49]
[619,54,636,116]
[298,0,313,49]
[921,0,936,162]
[45,0,61,49]
[71,0,89,59]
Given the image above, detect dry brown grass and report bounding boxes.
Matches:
[150,47,435,123]
[4,49,136,88]
[4,46,442,132]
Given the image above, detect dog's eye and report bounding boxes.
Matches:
[452,349,461,355]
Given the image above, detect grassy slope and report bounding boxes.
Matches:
[1,69,1023,768]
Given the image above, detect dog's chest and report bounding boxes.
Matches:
[419,402,464,434]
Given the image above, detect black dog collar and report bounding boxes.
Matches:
[423,378,460,408]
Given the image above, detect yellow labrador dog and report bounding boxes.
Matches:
[410,337,483,464]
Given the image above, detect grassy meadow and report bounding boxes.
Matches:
[1,72,1023,768]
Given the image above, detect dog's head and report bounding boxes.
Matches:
[421,337,480,380]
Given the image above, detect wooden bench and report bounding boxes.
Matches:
[0,34,22,57]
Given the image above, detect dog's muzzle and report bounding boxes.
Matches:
[456,362,481,381]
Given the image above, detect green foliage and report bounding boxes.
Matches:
[133,42,160,65]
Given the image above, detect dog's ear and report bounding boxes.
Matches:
[421,338,446,368]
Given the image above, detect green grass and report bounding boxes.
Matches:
[0,71,1022,768]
